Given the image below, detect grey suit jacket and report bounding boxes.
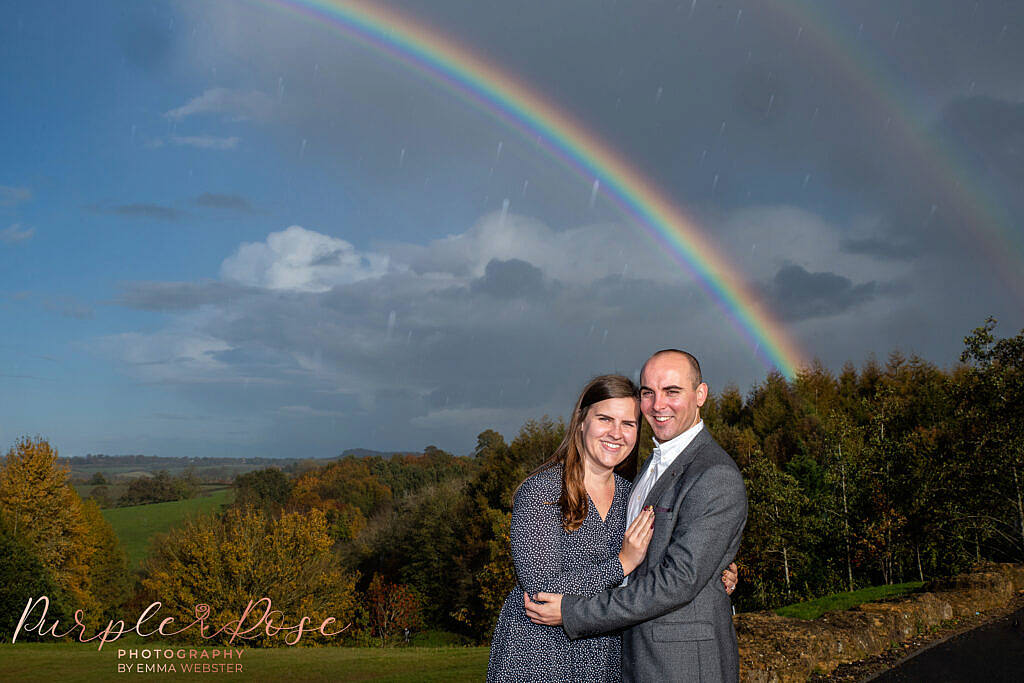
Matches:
[561,427,747,682]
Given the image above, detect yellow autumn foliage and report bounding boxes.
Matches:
[0,437,94,612]
[140,506,358,646]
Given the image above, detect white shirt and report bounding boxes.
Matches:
[621,419,703,585]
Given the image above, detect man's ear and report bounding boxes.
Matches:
[696,382,709,407]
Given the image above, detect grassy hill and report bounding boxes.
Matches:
[101,486,234,569]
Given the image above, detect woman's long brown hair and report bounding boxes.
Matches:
[524,374,640,532]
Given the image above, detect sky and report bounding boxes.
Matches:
[2,0,1022,459]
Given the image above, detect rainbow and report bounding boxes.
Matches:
[770,0,1024,299]
[253,0,807,378]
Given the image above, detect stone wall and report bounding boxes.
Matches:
[735,563,1024,682]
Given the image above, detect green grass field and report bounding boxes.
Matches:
[0,643,490,682]
[101,488,234,569]
[774,581,926,620]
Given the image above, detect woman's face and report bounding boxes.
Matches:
[579,396,640,472]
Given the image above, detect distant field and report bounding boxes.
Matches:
[774,581,926,620]
[101,487,234,569]
[0,643,490,682]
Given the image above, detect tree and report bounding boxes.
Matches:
[0,512,70,640]
[0,437,93,609]
[80,499,131,627]
[742,456,817,605]
[141,506,359,646]
[365,574,422,646]
[234,467,293,510]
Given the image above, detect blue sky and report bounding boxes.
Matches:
[3,0,1023,458]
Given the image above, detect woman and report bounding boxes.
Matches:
[487,374,647,682]
[487,375,738,682]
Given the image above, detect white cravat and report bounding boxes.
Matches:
[621,420,704,586]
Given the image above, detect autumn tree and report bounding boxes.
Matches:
[140,506,358,646]
[0,437,93,610]
[80,499,131,626]
[0,512,70,640]
[365,574,423,646]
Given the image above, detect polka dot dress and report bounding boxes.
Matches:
[487,464,630,682]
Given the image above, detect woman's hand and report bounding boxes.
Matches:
[618,507,654,575]
[721,562,739,595]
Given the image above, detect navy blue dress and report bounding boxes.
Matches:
[487,465,630,682]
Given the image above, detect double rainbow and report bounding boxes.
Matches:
[257,0,807,377]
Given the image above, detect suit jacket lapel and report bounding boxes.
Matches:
[641,427,711,509]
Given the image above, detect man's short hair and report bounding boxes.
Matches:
[648,349,702,389]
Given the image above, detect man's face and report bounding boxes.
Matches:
[639,353,708,442]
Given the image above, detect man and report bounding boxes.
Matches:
[524,349,747,682]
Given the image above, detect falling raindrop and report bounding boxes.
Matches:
[968,81,976,94]
[857,23,864,40]
[712,174,720,192]
[588,323,595,336]
[802,173,811,189]
[746,49,752,63]
[655,86,664,103]
[406,330,413,345]
[299,138,307,157]
[884,116,892,131]
[718,121,726,138]
[796,26,803,42]
[495,140,503,163]
[314,63,320,74]
[699,149,708,165]
[766,94,775,116]
[399,148,406,167]
[735,8,742,27]
[387,311,396,339]
[602,329,609,344]
[589,179,600,208]
[998,24,1008,43]
[891,20,900,40]
[522,179,529,197]
[277,76,285,99]
[500,198,510,224]
[689,0,697,18]
[622,263,629,277]
[811,106,819,123]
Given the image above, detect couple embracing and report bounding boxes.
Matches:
[487,349,748,682]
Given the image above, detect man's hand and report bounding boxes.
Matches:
[523,591,564,626]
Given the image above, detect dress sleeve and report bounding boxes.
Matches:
[511,473,625,597]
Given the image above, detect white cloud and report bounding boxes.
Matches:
[220,225,390,292]
[0,186,32,208]
[1,223,35,244]
[164,87,275,122]
[170,135,240,150]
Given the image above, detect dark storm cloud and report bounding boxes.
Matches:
[194,193,255,212]
[92,203,182,220]
[470,258,548,299]
[770,265,877,321]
